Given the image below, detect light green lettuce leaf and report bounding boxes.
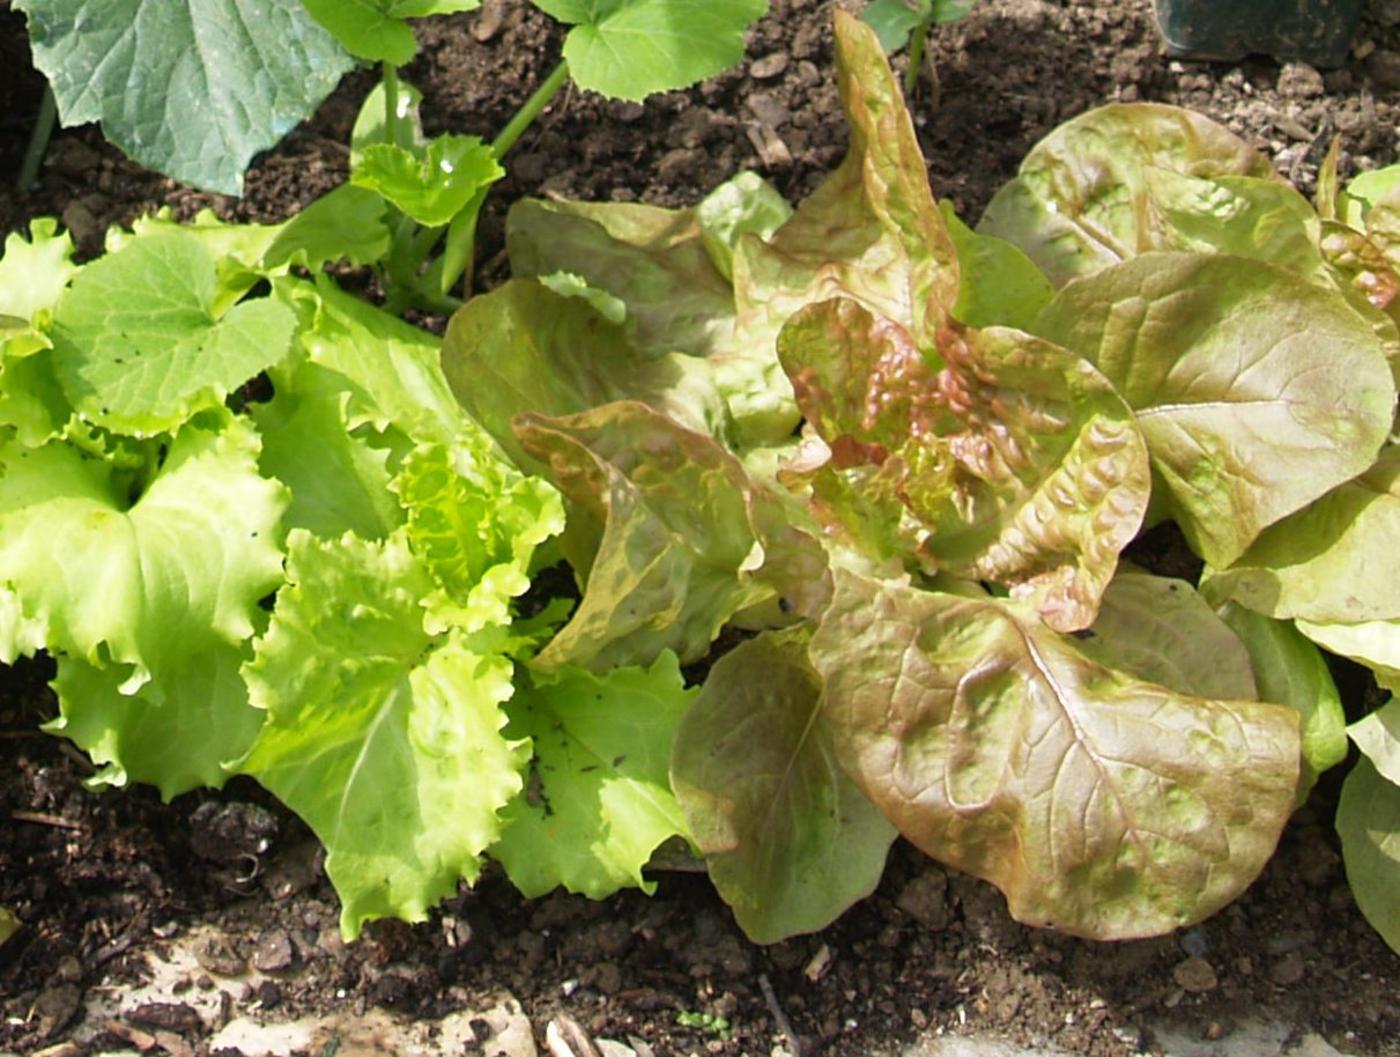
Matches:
[286,275,466,447]
[0,350,70,447]
[671,628,897,943]
[492,653,694,898]
[940,202,1054,331]
[507,197,740,362]
[301,0,479,64]
[0,412,288,688]
[1336,758,1400,954]
[1035,253,1395,569]
[516,401,830,670]
[0,218,78,323]
[48,640,265,800]
[530,0,768,101]
[15,0,354,195]
[1078,572,1257,701]
[352,136,504,229]
[1204,447,1400,624]
[393,438,565,634]
[50,232,298,436]
[978,103,1278,287]
[238,529,528,939]
[1294,618,1400,697]
[1217,604,1348,801]
[810,569,1301,939]
[252,367,403,541]
[1349,699,1400,787]
[778,296,1150,631]
[695,172,794,282]
[261,185,394,272]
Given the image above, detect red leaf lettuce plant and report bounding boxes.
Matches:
[2,6,1396,954]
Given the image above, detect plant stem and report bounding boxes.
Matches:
[904,18,930,97]
[383,61,401,146]
[17,85,56,192]
[491,59,571,159]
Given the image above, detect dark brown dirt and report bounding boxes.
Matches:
[2,2,1400,1056]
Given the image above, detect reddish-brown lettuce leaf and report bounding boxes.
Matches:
[670,629,896,943]
[777,296,1150,631]
[733,11,959,352]
[810,569,1301,939]
[978,103,1279,287]
[515,402,830,671]
[1035,253,1396,568]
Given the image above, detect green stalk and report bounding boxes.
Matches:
[17,85,57,192]
[382,62,402,146]
[904,18,930,97]
[491,59,571,159]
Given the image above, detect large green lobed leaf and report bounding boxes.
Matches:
[671,629,897,943]
[301,0,480,64]
[16,0,354,195]
[530,0,769,101]
[810,569,1300,939]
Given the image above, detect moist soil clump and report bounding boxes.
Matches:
[2,1,1399,1055]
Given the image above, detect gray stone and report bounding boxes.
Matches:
[902,1037,1072,1057]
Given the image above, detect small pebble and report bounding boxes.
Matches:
[750,52,790,79]
[1172,955,1219,993]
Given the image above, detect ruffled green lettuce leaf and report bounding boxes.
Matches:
[48,640,264,800]
[696,172,794,281]
[778,296,1149,631]
[238,529,528,939]
[671,628,897,943]
[492,653,694,898]
[252,367,403,542]
[393,438,565,634]
[1035,253,1395,569]
[810,569,1301,939]
[0,413,287,688]
[0,218,78,323]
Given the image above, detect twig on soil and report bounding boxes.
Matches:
[759,973,804,1057]
[11,810,83,831]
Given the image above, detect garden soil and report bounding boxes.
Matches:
[1,2,1399,1056]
